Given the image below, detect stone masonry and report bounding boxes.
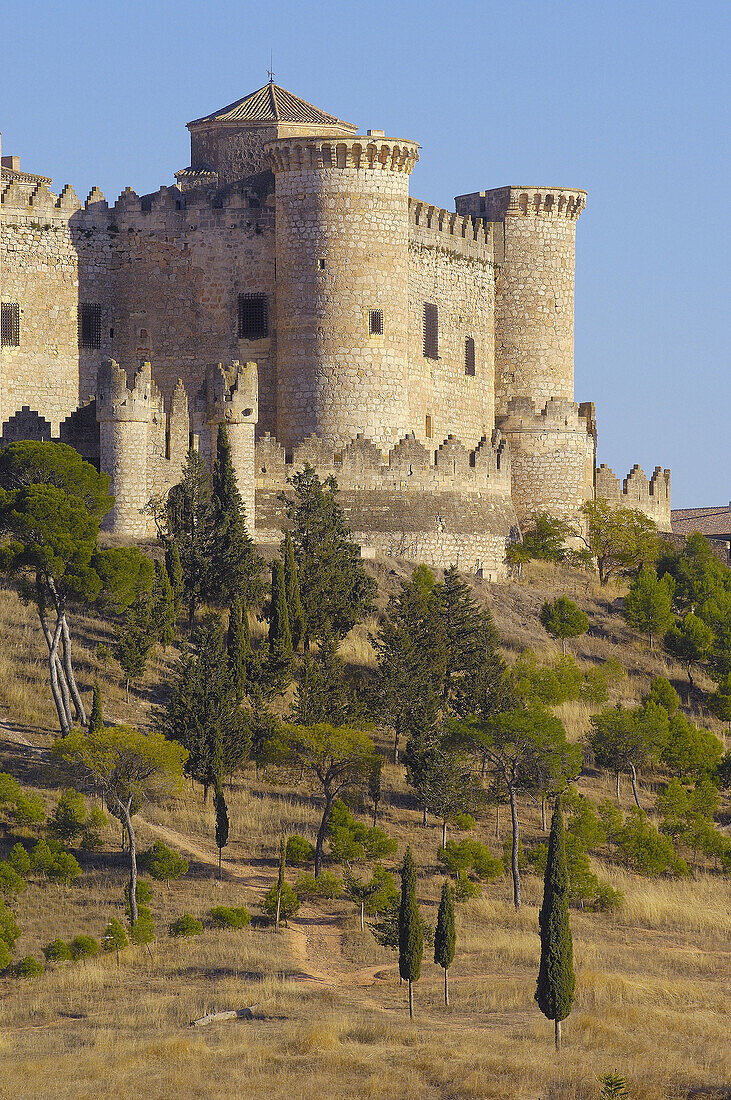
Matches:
[0,82,671,574]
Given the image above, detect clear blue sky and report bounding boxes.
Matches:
[2,0,728,508]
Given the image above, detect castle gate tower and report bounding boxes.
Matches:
[267,135,420,452]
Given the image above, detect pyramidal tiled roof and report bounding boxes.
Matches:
[189,82,355,129]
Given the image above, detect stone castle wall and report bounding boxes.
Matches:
[596,463,672,531]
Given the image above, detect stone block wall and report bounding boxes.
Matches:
[596,463,672,531]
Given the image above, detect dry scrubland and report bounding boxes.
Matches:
[0,561,729,1100]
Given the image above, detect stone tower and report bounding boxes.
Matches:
[96,359,156,539]
[205,360,259,532]
[267,134,420,452]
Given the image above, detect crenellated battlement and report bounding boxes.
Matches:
[498,396,594,433]
[254,428,512,497]
[96,360,159,423]
[265,135,419,174]
[596,463,672,530]
[203,360,258,425]
[408,197,493,261]
[456,186,586,223]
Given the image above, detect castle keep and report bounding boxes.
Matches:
[0,81,671,575]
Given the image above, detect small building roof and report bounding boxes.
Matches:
[188,82,356,131]
[671,505,731,539]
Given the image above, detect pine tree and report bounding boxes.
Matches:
[150,559,176,648]
[398,846,423,1020]
[283,531,305,651]
[293,627,355,726]
[622,568,674,649]
[214,785,229,880]
[114,599,154,703]
[540,596,590,656]
[164,540,184,622]
[88,681,103,734]
[434,880,456,1006]
[207,425,264,608]
[226,596,251,699]
[535,800,576,1051]
[435,565,501,716]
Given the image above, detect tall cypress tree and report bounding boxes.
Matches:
[207,425,264,608]
[434,880,456,1006]
[226,596,251,699]
[398,846,423,1020]
[214,785,229,880]
[150,559,176,648]
[436,565,501,716]
[166,449,212,626]
[268,560,292,656]
[164,540,184,622]
[535,800,576,1051]
[283,531,305,651]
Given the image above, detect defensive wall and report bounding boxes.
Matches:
[596,462,672,531]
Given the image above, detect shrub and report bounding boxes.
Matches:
[13,793,45,826]
[262,881,299,923]
[12,955,44,979]
[580,667,610,705]
[0,939,11,970]
[138,841,188,885]
[294,871,344,899]
[328,799,397,863]
[69,935,99,961]
[43,938,72,962]
[81,806,109,852]
[130,906,155,946]
[453,813,476,831]
[440,839,503,883]
[102,918,129,954]
[617,808,689,876]
[208,905,251,930]
[592,883,625,912]
[0,772,22,808]
[48,789,87,844]
[168,913,203,938]
[30,839,54,877]
[285,835,315,865]
[8,843,31,876]
[47,851,82,885]
[454,869,481,902]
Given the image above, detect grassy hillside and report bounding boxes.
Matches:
[0,561,729,1100]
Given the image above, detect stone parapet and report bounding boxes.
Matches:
[409,198,493,261]
[596,463,672,531]
[266,136,419,175]
[455,186,586,223]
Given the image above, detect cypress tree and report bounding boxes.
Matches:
[88,681,103,734]
[535,800,576,1051]
[214,785,229,880]
[398,846,423,1019]
[283,531,305,651]
[435,565,501,716]
[150,559,176,648]
[166,448,212,626]
[165,540,184,621]
[226,596,251,699]
[207,425,264,608]
[268,559,292,656]
[434,880,456,1006]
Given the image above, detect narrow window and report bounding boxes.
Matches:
[317,258,326,271]
[78,303,102,349]
[479,198,486,214]
[1,303,20,347]
[423,302,438,359]
[465,336,476,376]
[425,414,433,439]
[369,309,383,336]
[238,293,269,340]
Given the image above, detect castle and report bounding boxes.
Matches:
[0,81,671,577]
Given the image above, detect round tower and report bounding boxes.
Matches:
[267,134,419,452]
[96,359,153,539]
[205,360,259,534]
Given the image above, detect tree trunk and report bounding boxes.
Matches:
[408,978,414,1020]
[360,900,364,932]
[38,600,71,736]
[372,800,378,829]
[314,792,335,877]
[616,771,620,801]
[649,629,654,650]
[60,612,86,725]
[442,819,447,849]
[121,804,138,925]
[629,763,642,810]
[56,654,73,730]
[218,848,222,880]
[444,967,449,1007]
[562,637,566,657]
[392,730,399,766]
[275,887,282,929]
[125,678,130,705]
[422,807,427,827]
[495,803,500,839]
[541,798,547,832]
[555,1018,561,1051]
[508,785,521,909]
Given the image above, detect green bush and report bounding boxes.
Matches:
[294,871,344,899]
[8,843,31,876]
[616,808,689,877]
[454,869,481,902]
[168,913,203,938]
[130,906,155,946]
[48,789,87,844]
[592,883,625,912]
[285,835,315,865]
[0,771,22,807]
[13,793,45,826]
[0,861,26,899]
[69,935,99,961]
[81,806,109,851]
[439,839,503,883]
[453,812,476,831]
[328,799,397,863]
[262,881,299,923]
[138,841,188,884]
[102,918,129,954]
[208,905,251,930]
[47,851,82,885]
[0,939,12,970]
[43,938,72,962]
[12,955,44,979]
[0,898,20,952]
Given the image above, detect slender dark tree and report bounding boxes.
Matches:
[398,846,423,1020]
[207,425,264,608]
[214,784,229,880]
[165,449,212,626]
[535,800,576,1051]
[434,880,456,1006]
[88,681,103,734]
[226,596,251,699]
[268,559,292,655]
[280,464,376,648]
[283,531,305,651]
[293,627,356,727]
[164,540,184,622]
[435,565,501,716]
[368,755,383,828]
[149,558,176,648]
[114,598,154,703]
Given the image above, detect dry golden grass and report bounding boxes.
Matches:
[0,566,730,1099]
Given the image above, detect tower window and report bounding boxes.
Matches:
[317,258,326,270]
[238,293,269,340]
[423,303,438,360]
[425,414,433,439]
[78,303,102,349]
[465,336,476,376]
[1,303,20,347]
[479,199,486,213]
[369,309,383,336]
